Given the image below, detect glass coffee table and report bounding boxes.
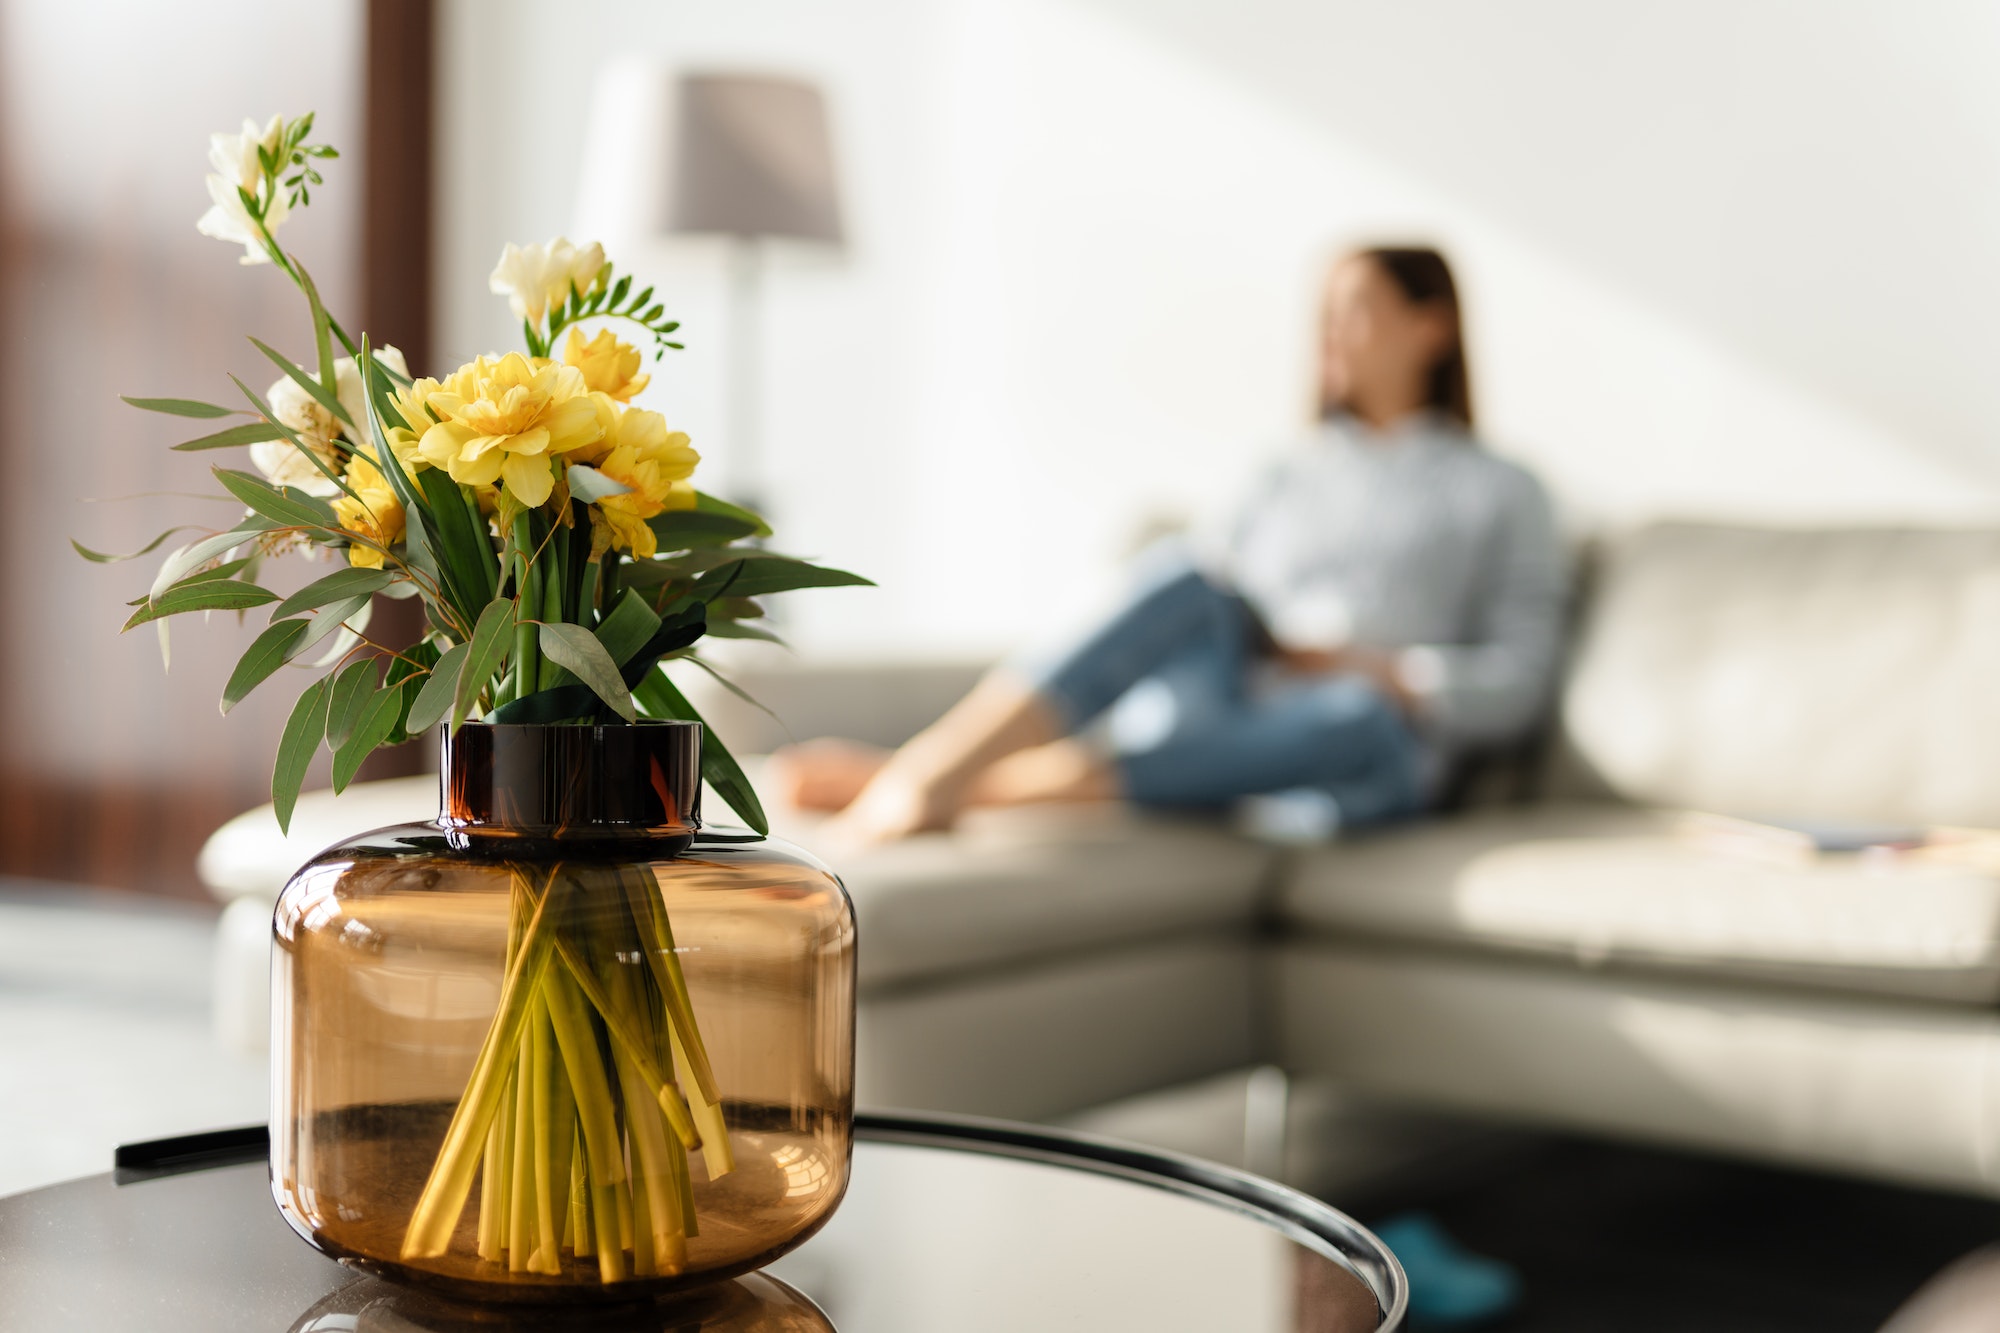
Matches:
[0,1110,1405,1330]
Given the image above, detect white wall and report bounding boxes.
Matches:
[437,0,2000,661]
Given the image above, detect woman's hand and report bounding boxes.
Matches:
[1274,644,1416,714]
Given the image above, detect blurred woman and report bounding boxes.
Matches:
[777,246,1566,845]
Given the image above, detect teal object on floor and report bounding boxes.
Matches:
[1373,1211,1522,1326]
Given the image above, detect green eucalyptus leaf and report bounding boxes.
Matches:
[221,619,310,713]
[293,594,374,658]
[325,658,379,750]
[273,676,332,834]
[271,568,393,620]
[122,396,234,419]
[538,622,636,721]
[455,597,517,731]
[214,468,341,532]
[172,422,287,452]
[165,556,253,588]
[332,682,407,793]
[72,527,203,564]
[594,589,663,667]
[123,579,279,629]
[406,641,470,736]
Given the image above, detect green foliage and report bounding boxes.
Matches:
[92,113,873,830]
[222,619,309,714]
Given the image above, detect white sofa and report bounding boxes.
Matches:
[202,521,2000,1199]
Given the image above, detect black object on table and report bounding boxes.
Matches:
[1,1110,1406,1330]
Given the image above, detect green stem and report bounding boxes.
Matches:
[401,866,559,1260]
[538,538,565,692]
[512,514,539,701]
[552,932,699,1150]
[544,965,626,1184]
[506,1023,535,1272]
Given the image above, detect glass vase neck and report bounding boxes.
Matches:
[439,721,702,841]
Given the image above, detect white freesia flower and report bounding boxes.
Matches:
[251,372,342,496]
[334,346,408,444]
[196,116,288,265]
[489,237,606,324]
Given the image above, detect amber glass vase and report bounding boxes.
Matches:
[271,721,856,1305]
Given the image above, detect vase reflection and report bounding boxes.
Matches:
[287,1271,834,1332]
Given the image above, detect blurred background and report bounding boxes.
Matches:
[11,0,2000,897]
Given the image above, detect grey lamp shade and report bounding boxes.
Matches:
[667,73,843,245]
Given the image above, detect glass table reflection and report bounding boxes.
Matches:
[0,1112,1404,1331]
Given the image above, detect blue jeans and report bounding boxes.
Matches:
[1022,565,1426,827]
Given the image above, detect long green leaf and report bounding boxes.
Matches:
[694,490,771,537]
[594,588,662,667]
[295,260,338,411]
[293,594,373,658]
[692,554,873,600]
[633,669,767,835]
[221,619,310,714]
[406,642,470,736]
[455,598,517,731]
[538,623,635,721]
[333,681,407,793]
[325,659,378,750]
[703,620,785,644]
[122,396,233,419]
[273,676,332,834]
[123,579,279,630]
[271,568,393,620]
[71,527,202,564]
[172,422,287,452]
[360,336,424,514]
[214,468,341,532]
[249,335,353,428]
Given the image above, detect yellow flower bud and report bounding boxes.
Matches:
[332,450,405,569]
[562,327,651,403]
[587,407,698,558]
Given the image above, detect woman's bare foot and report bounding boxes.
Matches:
[818,670,1064,848]
[766,738,891,812]
[970,740,1121,807]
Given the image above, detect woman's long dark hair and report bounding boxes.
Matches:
[1322,246,1474,429]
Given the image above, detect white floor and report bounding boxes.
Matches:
[0,880,267,1197]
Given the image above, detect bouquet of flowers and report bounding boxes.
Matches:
[80,112,867,1281]
[82,111,864,833]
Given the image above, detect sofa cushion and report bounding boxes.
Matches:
[1282,802,2000,1004]
[196,775,437,904]
[1562,522,2000,827]
[782,804,1279,991]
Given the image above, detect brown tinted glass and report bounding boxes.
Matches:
[271,722,856,1304]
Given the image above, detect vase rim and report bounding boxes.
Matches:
[439,717,703,839]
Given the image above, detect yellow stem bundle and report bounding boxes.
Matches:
[400,862,730,1280]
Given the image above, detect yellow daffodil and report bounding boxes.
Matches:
[562,327,651,402]
[416,353,604,507]
[588,408,699,558]
[332,450,405,568]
